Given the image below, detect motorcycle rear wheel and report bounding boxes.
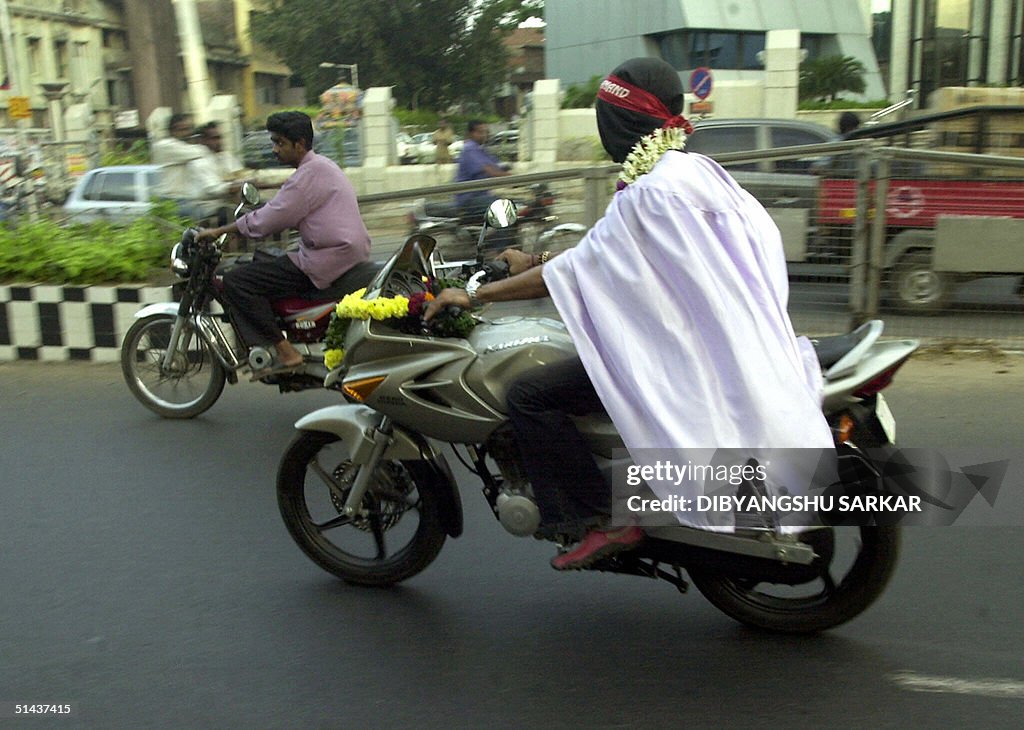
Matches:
[688,526,900,634]
[121,314,226,419]
[277,430,446,587]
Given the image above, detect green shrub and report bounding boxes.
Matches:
[0,201,187,284]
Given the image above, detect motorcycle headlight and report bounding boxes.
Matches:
[170,242,190,277]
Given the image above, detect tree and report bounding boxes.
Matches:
[799,55,867,102]
[562,75,602,108]
[250,0,526,111]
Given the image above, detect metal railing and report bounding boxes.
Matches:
[352,140,1024,347]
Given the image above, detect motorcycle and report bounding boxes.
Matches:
[406,182,586,263]
[121,183,378,419]
[276,200,919,633]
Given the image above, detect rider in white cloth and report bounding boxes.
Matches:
[425,57,833,568]
[543,147,833,528]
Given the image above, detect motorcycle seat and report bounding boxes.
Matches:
[811,331,861,369]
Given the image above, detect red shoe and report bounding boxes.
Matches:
[550,525,644,571]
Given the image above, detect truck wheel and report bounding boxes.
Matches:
[890,250,953,314]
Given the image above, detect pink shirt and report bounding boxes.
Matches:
[236,151,371,288]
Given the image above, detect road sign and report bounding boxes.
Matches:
[689,67,713,101]
[8,95,31,120]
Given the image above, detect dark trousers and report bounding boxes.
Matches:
[222,256,379,348]
[506,357,610,535]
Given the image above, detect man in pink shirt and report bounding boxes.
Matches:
[198,112,375,377]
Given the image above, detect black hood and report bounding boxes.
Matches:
[596,57,685,163]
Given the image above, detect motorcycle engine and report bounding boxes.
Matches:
[486,427,541,536]
[496,492,541,536]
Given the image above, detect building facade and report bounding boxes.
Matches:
[0,0,296,134]
[545,0,886,101]
[889,0,1024,107]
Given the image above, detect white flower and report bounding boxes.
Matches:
[618,127,687,186]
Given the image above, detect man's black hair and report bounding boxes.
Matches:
[467,119,486,135]
[838,111,861,136]
[266,111,314,150]
[168,113,192,134]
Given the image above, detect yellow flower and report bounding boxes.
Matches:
[324,348,345,369]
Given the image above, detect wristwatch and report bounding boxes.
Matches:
[464,278,482,308]
[465,271,486,308]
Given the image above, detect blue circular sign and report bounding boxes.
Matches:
[690,67,713,100]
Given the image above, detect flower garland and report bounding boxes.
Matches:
[618,126,688,187]
[322,283,476,370]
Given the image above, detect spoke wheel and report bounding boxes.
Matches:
[121,314,226,419]
[277,431,446,586]
[688,526,900,634]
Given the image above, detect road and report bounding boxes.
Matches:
[1,355,1022,728]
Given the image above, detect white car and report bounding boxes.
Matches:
[62,165,163,224]
[396,133,418,165]
[410,133,464,164]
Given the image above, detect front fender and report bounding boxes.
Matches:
[295,404,463,537]
[294,404,425,462]
[133,302,180,320]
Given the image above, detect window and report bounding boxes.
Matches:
[771,126,833,173]
[27,38,41,76]
[55,40,68,79]
[912,0,976,103]
[686,126,757,155]
[83,172,136,202]
[685,126,759,170]
[656,30,767,71]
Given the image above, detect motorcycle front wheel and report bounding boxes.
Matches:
[121,314,226,419]
[688,526,900,634]
[277,430,446,587]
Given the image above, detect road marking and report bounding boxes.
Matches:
[890,671,1024,699]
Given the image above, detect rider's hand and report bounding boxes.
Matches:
[424,288,471,322]
[497,248,534,276]
[195,227,220,243]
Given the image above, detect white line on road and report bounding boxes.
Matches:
[890,671,1024,699]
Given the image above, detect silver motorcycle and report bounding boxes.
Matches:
[276,201,919,634]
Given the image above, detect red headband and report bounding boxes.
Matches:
[597,74,693,134]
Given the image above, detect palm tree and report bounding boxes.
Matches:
[799,55,867,102]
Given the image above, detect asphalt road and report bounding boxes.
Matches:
[1,355,1022,728]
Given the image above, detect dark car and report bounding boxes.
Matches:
[685,118,837,173]
[684,119,838,263]
[486,129,519,162]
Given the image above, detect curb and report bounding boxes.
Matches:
[0,284,174,363]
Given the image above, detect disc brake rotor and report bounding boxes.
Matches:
[328,460,416,532]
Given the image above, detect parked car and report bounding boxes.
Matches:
[243,128,361,168]
[685,118,837,173]
[684,119,838,264]
[486,129,519,161]
[62,165,163,224]
[396,132,418,165]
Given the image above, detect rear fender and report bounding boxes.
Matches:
[295,404,464,537]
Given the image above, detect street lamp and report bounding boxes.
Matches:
[319,62,359,89]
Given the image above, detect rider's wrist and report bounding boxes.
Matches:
[530,253,539,268]
[539,250,552,265]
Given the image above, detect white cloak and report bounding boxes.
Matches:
[542,151,834,530]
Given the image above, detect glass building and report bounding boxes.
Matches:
[891,0,1024,106]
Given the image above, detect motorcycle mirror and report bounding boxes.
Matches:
[485,199,517,229]
[240,182,260,206]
